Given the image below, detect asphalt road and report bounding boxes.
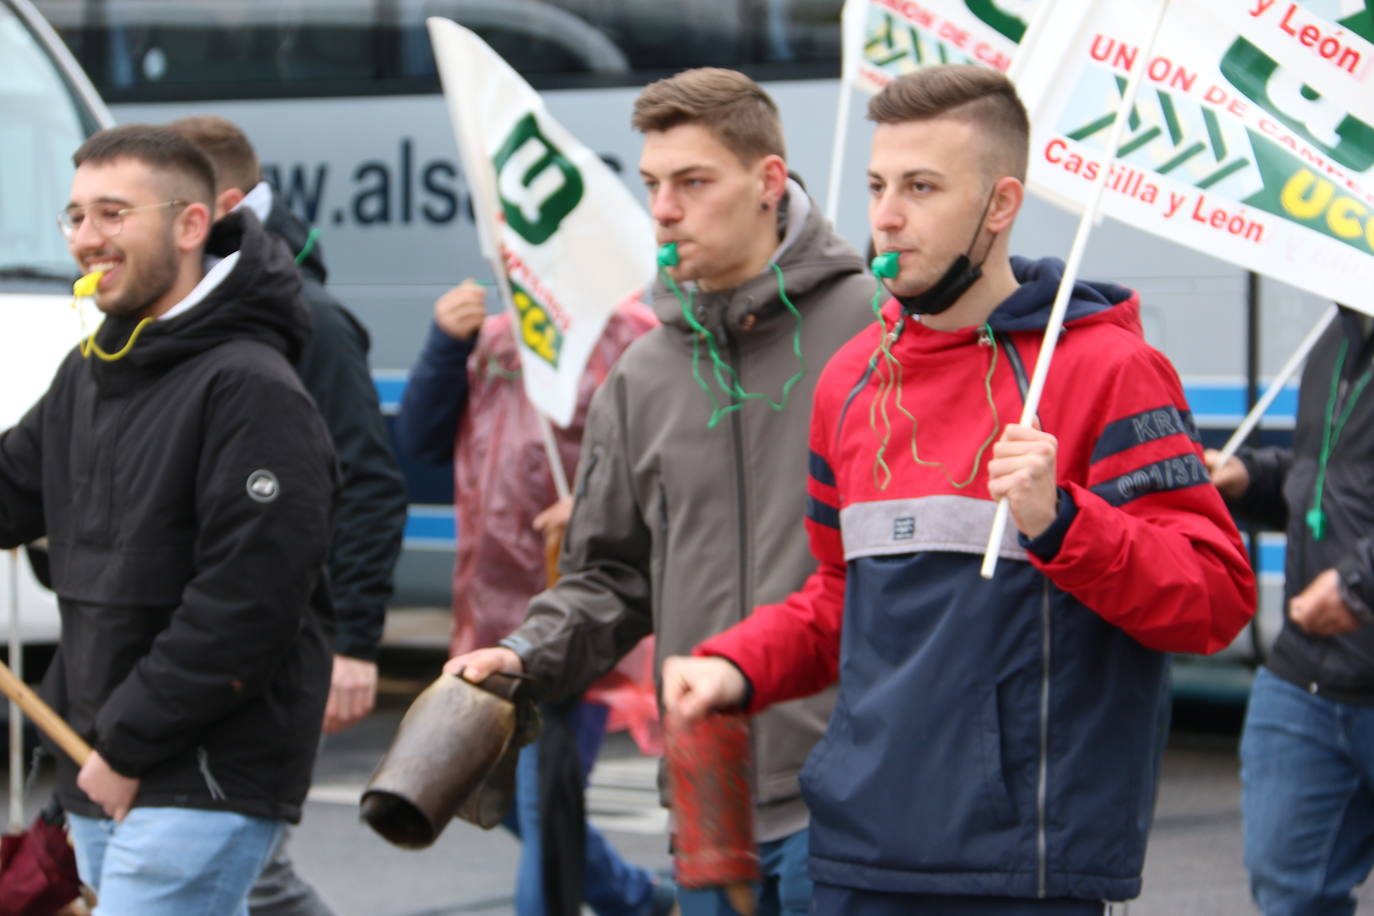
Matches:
[285,688,1374,915]
[5,659,1373,914]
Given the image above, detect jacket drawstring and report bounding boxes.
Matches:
[197,747,227,801]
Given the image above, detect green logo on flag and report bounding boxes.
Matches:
[964,0,1028,43]
[864,11,975,76]
[1061,71,1260,195]
[494,113,584,245]
[1219,2,1374,174]
[1244,131,1374,255]
[509,277,564,367]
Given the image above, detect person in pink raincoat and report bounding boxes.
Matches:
[396,280,670,916]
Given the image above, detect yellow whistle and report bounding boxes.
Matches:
[72,270,104,298]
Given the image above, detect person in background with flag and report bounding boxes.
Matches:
[659,64,1256,915]
[444,67,876,916]
[396,280,669,916]
[1208,304,1374,916]
[165,115,409,916]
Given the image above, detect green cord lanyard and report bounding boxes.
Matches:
[659,261,806,428]
[862,256,1000,491]
[1308,337,1374,540]
[294,227,321,265]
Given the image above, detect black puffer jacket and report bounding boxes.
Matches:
[0,210,338,822]
[265,192,407,661]
[1237,307,1374,702]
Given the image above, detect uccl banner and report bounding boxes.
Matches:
[427,18,655,426]
[841,0,1374,315]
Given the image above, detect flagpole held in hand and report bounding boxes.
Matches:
[0,659,90,768]
[981,0,1174,579]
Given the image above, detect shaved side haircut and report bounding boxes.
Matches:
[73,123,216,206]
[868,65,1029,184]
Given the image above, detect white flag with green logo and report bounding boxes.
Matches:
[842,0,1023,90]
[840,0,1374,315]
[427,18,655,426]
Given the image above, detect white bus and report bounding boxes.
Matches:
[34,0,1319,671]
[0,0,111,645]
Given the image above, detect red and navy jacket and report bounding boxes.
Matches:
[698,256,1255,902]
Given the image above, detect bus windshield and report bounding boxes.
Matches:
[0,2,99,284]
[44,0,842,101]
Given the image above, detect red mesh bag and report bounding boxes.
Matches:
[665,711,760,897]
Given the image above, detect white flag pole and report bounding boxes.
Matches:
[536,412,572,501]
[981,0,1173,579]
[1006,0,1060,84]
[1213,305,1338,467]
[481,257,572,500]
[824,83,852,225]
[482,242,573,503]
[826,0,869,225]
[428,17,571,501]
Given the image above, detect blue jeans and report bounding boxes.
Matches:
[1241,666,1374,916]
[678,828,811,916]
[68,807,283,915]
[504,701,656,916]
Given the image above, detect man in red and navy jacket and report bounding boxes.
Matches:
[662,66,1256,915]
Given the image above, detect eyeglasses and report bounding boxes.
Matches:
[58,200,189,240]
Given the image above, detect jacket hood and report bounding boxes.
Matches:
[89,209,310,389]
[878,256,1142,346]
[263,191,328,284]
[651,179,867,334]
[987,256,1138,334]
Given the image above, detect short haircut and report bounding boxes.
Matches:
[72,124,216,206]
[867,65,1029,183]
[632,67,786,165]
[165,115,261,193]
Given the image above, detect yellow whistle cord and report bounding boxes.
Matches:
[71,269,152,362]
[79,318,152,362]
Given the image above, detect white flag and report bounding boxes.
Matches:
[838,0,1374,315]
[1014,0,1374,315]
[427,18,656,425]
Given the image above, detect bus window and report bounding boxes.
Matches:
[1,0,112,646]
[39,0,843,101]
[48,0,387,99]
[0,0,97,284]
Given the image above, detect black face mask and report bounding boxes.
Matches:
[893,254,983,317]
[890,188,998,318]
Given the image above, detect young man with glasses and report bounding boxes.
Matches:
[60,199,186,233]
[2,124,337,914]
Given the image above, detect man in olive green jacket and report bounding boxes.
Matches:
[448,67,875,916]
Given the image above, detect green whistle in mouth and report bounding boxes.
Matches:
[871,251,898,279]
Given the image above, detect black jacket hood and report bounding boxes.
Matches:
[263,190,328,285]
[89,209,310,390]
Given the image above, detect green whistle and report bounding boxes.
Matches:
[871,251,899,279]
[1306,507,1328,541]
